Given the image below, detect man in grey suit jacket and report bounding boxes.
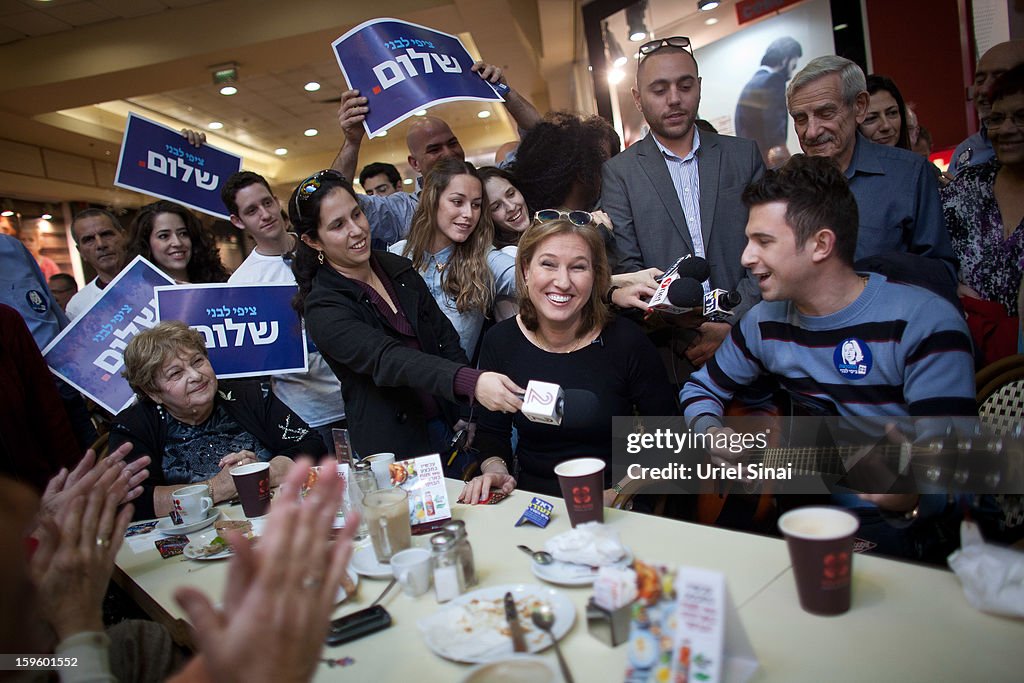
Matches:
[602,38,765,372]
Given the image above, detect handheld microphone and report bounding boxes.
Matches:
[518,381,599,428]
[666,278,705,309]
[703,289,741,322]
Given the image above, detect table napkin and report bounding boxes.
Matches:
[544,522,626,566]
[948,520,1024,618]
[417,604,512,661]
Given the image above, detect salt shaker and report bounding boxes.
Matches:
[442,519,477,587]
[430,531,465,603]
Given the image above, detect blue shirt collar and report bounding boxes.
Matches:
[845,133,886,179]
[651,126,701,163]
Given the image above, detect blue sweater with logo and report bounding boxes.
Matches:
[681,273,976,428]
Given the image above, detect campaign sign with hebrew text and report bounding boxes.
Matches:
[43,256,175,415]
[332,17,504,137]
[114,112,242,219]
[155,283,307,379]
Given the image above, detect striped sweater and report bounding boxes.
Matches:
[682,273,976,430]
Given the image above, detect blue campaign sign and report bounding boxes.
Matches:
[42,256,175,416]
[114,112,242,219]
[155,283,307,379]
[333,18,505,137]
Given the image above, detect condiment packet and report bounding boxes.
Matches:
[593,566,638,611]
[124,521,158,537]
[515,496,554,527]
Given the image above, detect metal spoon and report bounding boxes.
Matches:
[532,604,574,683]
[516,544,554,565]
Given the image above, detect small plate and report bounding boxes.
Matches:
[459,655,559,683]
[183,529,234,561]
[418,583,575,664]
[155,509,221,537]
[349,544,393,578]
[335,568,361,603]
[531,548,634,586]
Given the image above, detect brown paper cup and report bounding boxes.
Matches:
[778,506,859,616]
[554,458,606,527]
[230,461,271,518]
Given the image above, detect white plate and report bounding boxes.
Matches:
[183,529,235,561]
[155,509,221,536]
[418,583,575,664]
[335,568,360,603]
[458,655,560,683]
[349,544,393,578]
[531,548,634,586]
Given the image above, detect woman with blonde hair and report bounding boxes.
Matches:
[460,216,676,502]
[391,159,516,359]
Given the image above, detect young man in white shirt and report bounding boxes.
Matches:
[223,171,347,451]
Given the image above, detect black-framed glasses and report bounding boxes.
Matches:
[984,110,1024,131]
[534,209,594,226]
[638,36,691,58]
[293,169,347,221]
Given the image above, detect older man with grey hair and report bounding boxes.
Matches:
[787,55,957,286]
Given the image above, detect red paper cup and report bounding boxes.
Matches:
[778,506,859,616]
[554,458,606,527]
[230,461,271,518]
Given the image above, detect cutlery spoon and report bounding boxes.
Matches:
[532,604,574,683]
[516,544,554,565]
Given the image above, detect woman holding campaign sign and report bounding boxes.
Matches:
[127,200,230,284]
[289,169,523,463]
[390,159,517,360]
[460,216,677,503]
[110,321,322,520]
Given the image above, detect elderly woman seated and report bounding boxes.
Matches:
[110,321,323,519]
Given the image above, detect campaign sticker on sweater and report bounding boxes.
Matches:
[833,338,872,379]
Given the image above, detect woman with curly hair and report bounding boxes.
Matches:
[127,200,230,283]
[288,169,522,459]
[391,159,516,359]
[511,111,620,213]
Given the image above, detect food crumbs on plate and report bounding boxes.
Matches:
[321,657,355,668]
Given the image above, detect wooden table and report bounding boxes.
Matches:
[114,480,1024,682]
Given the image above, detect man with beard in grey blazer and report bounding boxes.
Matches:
[602,37,765,377]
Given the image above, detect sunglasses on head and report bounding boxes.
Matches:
[534,209,594,226]
[638,36,692,58]
[293,169,347,221]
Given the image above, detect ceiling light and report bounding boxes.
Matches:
[627,1,648,42]
[1,210,13,217]
[208,121,223,130]
[304,81,321,92]
[477,110,491,119]
[705,17,719,25]
[833,23,849,31]
[274,148,288,156]
[414,109,427,116]
[603,21,628,68]
[697,0,720,10]
[304,128,318,137]
[219,85,238,96]
[402,178,414,185]
[41,212,53,221]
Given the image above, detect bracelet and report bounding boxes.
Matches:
[480,456,508,473]
[611,482,624,495]
[603,285,621,306]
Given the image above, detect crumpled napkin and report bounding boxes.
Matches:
[948,520,1024,619]
[544,522,626,566]
[417,604,511,662]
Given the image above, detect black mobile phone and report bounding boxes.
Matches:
[324,605,392,646]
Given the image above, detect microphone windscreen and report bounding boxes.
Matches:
[675,256,710,281]
[666,278,705,308]
[560,388,601,430]
[723,290,742,309]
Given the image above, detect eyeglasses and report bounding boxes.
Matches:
[638,36,691,58]
[984,110,1024,131]
[534,209,594,226]
[293,169,347,221]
